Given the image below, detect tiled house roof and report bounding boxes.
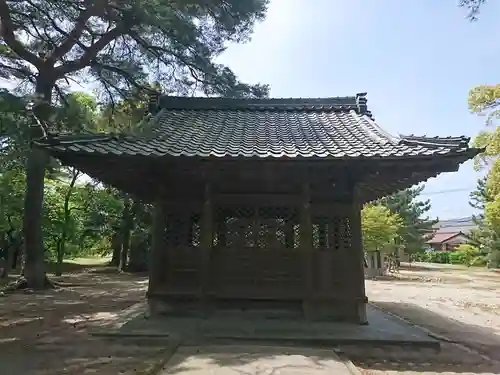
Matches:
[426,231,471,244]
[35,93,476,160]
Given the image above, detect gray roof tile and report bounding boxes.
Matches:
[35,94,476,159]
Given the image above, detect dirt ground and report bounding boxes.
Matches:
[1,262,499,375]
[355,263,500,375]
[0,264,165,375]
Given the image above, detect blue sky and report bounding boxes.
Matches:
[217,0,499,219]
[1,1,496,220]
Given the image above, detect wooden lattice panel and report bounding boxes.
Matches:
[164,212,201,290]
[211,205,302,295]
[312,213,354,293]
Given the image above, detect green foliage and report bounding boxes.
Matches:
[0,89,30,169]
[424,251,450,264]
[466,82,500,268]
[488,249,500,268]
[0,0,270,285]
[449,244,481,266]
[0,89,129,274]
[52,92,99,133]
[378,186,437,256]
[42,177,123,261]
[412,246,487,267]
[0,0,270,100]
[361,204,402,252]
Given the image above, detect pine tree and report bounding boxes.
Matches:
[0,0,269,288]
[379,186,437,257]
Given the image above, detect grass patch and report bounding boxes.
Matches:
[64,256,111,266]
[46,256,112,274]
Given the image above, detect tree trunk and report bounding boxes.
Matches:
[128,202,149,272]
[5,240,21,278]
[365,251,385,278]
[0,220,17,278]
[55,240,64,277]
[54,169,79,277]
[118,198,134,271]
[110,230,122,267]
[12,241,22,270]
[22,76,53,289]
[0,258,6,279]
[128,230,149,272]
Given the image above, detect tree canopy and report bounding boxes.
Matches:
[0,0,270,288]
[378,186,436,255]
[0,0,270,99]
[361,204,402,253]
[466,81,500,267]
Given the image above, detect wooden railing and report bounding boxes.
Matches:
[163,245,350,299]
[210,246,303,298]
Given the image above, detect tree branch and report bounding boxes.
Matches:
[54,26,123,77]
[49,1,102,62]
[90,61,155,93]
[0,61,34,80]
[0,0,42,68]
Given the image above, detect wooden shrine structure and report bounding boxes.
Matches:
[36,93,479,324]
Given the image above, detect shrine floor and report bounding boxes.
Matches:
[90,302,439,350]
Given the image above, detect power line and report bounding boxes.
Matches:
[420,187,475,196]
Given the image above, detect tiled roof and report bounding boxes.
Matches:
[35,93,477,159]
[426,231,470,244]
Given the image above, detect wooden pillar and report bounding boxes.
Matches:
[350,186,368,324]
[200,181,213,299]
[284,219,294,248]
[318,219,327,248]
[217,214,227,248]
[300,178,314,316]
[252,208,260,247]
[147,201,168,316]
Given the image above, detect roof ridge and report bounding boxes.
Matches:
[399,134,471,148]
[357,112,400,145]
[156,95,363,112]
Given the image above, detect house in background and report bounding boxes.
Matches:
[426,217,477,251]
[426,231,473,251]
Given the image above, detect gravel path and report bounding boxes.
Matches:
[353,263,500,375]
[1,263,499,375]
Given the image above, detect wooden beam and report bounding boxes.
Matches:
[199,175,213,300]
[350,186,368,324]
[53,151,472,207]
[148,201,166,291]
[300,175,314,304]
[146,201,168,316]
[213,193,300,207]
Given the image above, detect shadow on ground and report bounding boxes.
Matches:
[345,301,500,374]
[0,270,155,374]
[2,266,499,374]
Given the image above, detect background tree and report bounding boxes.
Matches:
[0,90,117,278]
[0,0,270,289]
[378,186,437,259]
[0,89,30,169]
[460,0,487,20]
[457,0,500,267]
[361,204,402,252]
[464,83,500,267]
[362,203,402,277]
